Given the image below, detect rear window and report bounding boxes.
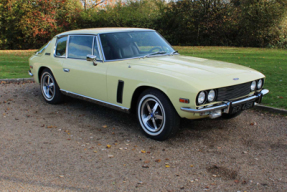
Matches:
[35,41,51,55]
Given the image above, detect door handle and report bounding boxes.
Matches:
[63,68,70,72]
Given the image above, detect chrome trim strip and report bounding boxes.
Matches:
[60,89,130,113]
[28,70,33,77]
[66,35,70,59]
[92,36,95,56]
[181,89,269,113]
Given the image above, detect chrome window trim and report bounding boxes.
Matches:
[66,35,70,59]
[60,89,129,113]
[94,36,103,61]
[54,35,68,58]
[97,31,178,63]
[54,34,104,61]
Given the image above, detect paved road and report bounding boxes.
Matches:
[0,82,286,191]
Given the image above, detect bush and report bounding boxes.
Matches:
[0,0,286,49]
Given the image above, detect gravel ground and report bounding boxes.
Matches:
[0,82,286,192]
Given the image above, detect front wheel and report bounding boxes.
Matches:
[40,68,63,104]
[137,89,180,141]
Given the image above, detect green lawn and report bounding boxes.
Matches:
[0,47,286,109]
[0,50,36,79]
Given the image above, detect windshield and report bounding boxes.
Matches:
[99,31,175,61]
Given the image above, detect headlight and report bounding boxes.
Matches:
[250,81,256,91]
[257,79,263,89]
[208,90,215,102]
[197,91,206,104]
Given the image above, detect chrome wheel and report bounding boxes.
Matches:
[41,72,55,101]
[138,94,166,136]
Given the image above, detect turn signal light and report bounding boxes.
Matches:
[179,98,189,103]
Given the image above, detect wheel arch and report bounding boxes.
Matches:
[130,85,179,116]
[38,66,53,83]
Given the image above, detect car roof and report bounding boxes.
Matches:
[57,28,155,36]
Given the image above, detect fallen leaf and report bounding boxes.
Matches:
[234,180,240,183]
[190,165,194,167]
[106,145,111,148]
[155,159,161,163]
[102,125,107,128]
[141,150,146,153]
[142,165,149,168]
[250,122,257,126]
[165,165,170,168]
[144,160,150,164]
[93,151,97,153]
[59,175,64,178]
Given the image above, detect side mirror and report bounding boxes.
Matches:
[87,55,97,66]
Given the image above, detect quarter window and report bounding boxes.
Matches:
[68,36,93,59]
[55,36,67,57]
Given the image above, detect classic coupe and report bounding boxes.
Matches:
[28,28,269,140]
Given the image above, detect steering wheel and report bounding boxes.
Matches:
[149,47,163,53]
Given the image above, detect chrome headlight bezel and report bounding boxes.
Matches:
[250,81,256,91]
[257,79,263,89]
[197,91,206,105]
[207,90,216,102]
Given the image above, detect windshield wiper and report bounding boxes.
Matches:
[170,50,178,55]
[144,51,167,57]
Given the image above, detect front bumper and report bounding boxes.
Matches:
[181,89,269,115]
[28,70,33,77]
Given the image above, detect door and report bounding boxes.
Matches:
[59,35,108,101]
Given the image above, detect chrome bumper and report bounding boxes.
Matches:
[181,89,269,114]
[28,70,33,77]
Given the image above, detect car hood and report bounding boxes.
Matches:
[127,55,265,90]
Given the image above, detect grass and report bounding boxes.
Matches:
[0,50,36,79]
[0,47,286,109]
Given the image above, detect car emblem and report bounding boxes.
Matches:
[233,78,239,80]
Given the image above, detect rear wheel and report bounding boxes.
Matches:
[137,89,180,141]
[40,68,63,104]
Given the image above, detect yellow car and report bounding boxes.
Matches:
[28,28,269,140]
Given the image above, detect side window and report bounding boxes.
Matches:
[68,36,93,59]
[55,36,67,57]
[93,37,101,60]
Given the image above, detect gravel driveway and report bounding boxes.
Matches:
[0,82,286,191]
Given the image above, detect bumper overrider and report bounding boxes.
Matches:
[28,70,33,77]
[181,89,269,119]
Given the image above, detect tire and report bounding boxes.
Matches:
[137,89,180,141]
[40,68,63,104]
[221,111,242,119]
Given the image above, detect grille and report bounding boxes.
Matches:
[217,82,251,101]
